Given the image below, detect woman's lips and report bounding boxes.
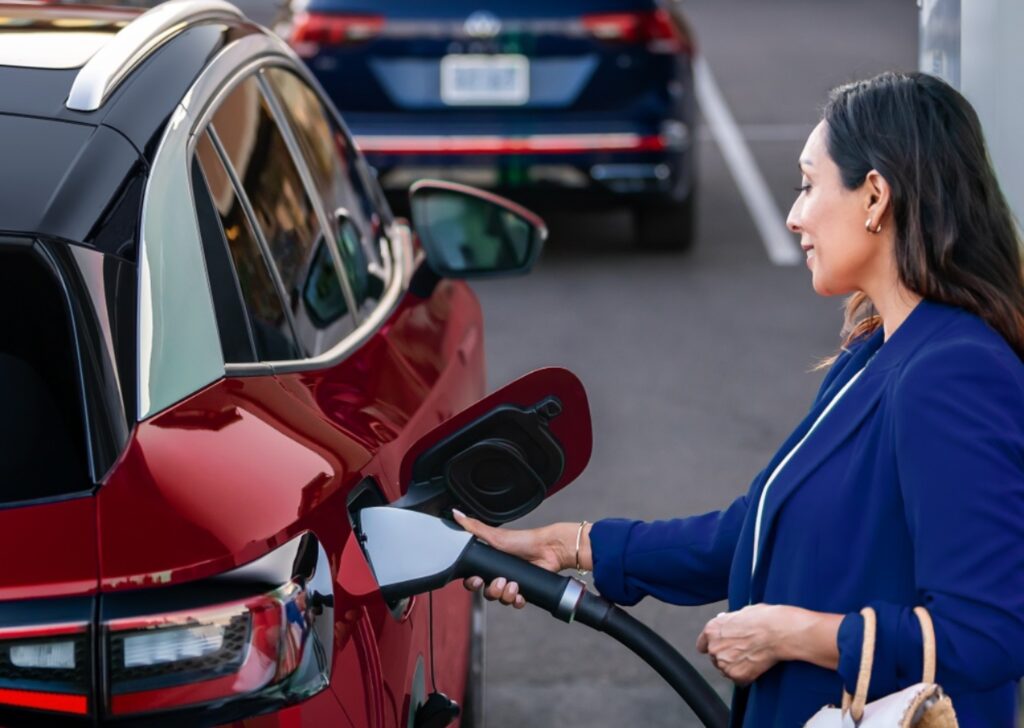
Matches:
[803,245,815,268]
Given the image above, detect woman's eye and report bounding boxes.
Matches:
[793,184,811,194]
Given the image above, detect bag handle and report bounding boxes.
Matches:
[840,606,937,722]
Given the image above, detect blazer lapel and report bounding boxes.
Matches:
[743,299,960,601]
[749,364,887,595]
[727,333,883,607]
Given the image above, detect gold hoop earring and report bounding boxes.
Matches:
[865,218,882,234]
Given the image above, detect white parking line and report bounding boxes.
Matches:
[694,57,803,266]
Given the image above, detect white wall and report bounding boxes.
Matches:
[921,0,1024,229]
[962,0,1024,229]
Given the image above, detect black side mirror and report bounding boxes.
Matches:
[409,180,546,278]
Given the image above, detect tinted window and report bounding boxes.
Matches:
[194,131,301,362]
[212,75,356,356]
[262,67,386,315]
[0,250,90,502]
[191,151,256,363]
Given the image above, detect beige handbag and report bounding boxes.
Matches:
[804,606,958,727]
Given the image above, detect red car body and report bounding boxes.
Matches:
[0,1,533,724]
[0,274,484,728]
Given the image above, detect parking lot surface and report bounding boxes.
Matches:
[471,1,918,724]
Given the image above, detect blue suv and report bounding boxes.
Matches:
[289,0,698,250]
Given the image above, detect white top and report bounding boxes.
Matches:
[750,365,869,577]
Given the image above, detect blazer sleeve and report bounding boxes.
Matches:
[836,341,1024,695]
[590,493,750,606]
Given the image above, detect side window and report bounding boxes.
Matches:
[191,151,257,363]
[194,130,301,362]
[262,67,386,316]
[211,75,356,357]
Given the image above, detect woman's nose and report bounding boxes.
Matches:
[786,203,802,234]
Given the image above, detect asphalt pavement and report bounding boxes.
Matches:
[470,1,919,725]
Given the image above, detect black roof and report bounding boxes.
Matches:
[0,5,261,258]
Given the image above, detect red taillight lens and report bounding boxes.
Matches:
[581,10,693,55]
[0,534,332,723]
[104,537,334,719]
[106,596,279,715]
[0,622,90,715]
[290,12,384,56]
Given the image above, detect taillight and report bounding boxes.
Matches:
[103,534,334,720]
[581,9,693,55]
[105,599,270,715]
[290,12,384,57]
[0,621,91,715]
[0,533,333,724]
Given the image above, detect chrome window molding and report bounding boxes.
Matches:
[139,28,410,417]
[66,0,244,112]
[225,219,410,377]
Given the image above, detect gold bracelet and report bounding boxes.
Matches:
[575,520,590,578]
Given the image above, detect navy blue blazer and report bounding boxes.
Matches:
[591,300,1024,727]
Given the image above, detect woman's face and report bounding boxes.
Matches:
[786,121,887,297]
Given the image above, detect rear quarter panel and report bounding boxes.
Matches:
[97,275,485,727]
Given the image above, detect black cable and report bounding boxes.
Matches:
[428,590,439,693]
[575,593,730,728]
[457,540,729,728]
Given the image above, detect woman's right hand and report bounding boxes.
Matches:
[452,509,583,609]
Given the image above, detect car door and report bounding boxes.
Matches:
[258,64,486,726]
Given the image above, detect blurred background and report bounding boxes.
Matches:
[60,0,1022,723]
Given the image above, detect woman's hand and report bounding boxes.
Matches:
[696,604,843,685]
[452,509,580,609]
[696,604,791,686]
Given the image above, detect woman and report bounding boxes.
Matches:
[454,71,1024,727]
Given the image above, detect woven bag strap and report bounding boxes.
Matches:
[841,606,876,721]
[840,607,938,721]
[913,606,937,684]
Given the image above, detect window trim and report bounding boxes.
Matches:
[183,48,412,375]
[139,33,410,419]
[182,50,411,376]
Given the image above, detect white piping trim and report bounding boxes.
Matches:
[750,365,869,577]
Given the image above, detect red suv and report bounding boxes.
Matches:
[0,1,545,725]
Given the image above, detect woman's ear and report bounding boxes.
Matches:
[863,169,891,226]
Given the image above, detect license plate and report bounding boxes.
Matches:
[440,54,529,105]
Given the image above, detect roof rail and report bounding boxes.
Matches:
[66,0,245,112]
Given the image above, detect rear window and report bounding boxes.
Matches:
[0,247,91,505]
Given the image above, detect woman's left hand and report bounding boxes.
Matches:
[696,604,795,686]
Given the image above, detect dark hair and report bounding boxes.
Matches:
[823,71,1024,359]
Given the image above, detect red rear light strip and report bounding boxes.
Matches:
[355,133,667,155]
[0,687,87,715]
[581,9,692,54]
[290,12,384,45]
[0,622,89,714]
[0,621,88,640]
